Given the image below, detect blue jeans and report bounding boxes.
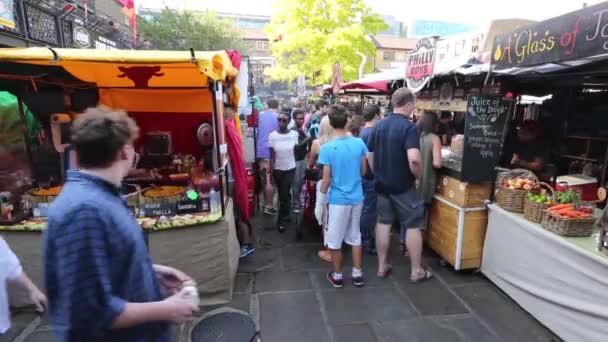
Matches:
[360,178,376,246]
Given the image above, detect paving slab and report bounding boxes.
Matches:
[393,275,469,316]
[319,287,417,325]
[281,244,328,271]
[254,271,313,293]
[454,283,560,342]
[332,323,379,342]
[238,246,280,274]
[372,316,499,342]
[310,270,394,290]
[259,292,330,342]
[0,312,37,342]
[234,273,254,294]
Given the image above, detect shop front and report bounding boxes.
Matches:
[0,48,243,307]
[480,3,608,340]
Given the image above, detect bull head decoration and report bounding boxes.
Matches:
[117,66,165,88]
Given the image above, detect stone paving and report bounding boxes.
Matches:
[3,213,562,342]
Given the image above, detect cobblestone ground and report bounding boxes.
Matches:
[3,212,561,342]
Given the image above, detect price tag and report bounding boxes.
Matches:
[33,203,49,218]
[140,202,176,217]
[177,200,202,214]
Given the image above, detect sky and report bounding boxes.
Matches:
[138,0,605,27]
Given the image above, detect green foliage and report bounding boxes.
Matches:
[139,9,247,52]
[266,0,388,83]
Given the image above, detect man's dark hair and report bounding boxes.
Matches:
[417,111,440,135]
[362,104,380,122]
[440,111,452,120]
[71,107,139,169]
[391,87,415,108]
[292,109,305,120]
[267,98,279,109]
[315,99,329,111]
[328,104,348,129]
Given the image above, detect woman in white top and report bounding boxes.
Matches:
[269,112,299,233]
[308,116,335,262]
[1,237,47,335]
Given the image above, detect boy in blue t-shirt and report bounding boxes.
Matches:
[317,105,368,288]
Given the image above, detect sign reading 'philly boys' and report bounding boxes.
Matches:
[492,1,608,69]
[406,37,437,93]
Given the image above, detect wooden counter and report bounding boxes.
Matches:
[425,174,492,270]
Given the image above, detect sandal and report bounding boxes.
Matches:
[377,264,393,279]
[410,269,433,284]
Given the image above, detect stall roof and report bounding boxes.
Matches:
[340,67,405,93]
[0,47,239,88]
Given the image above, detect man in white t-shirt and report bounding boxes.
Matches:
[1,236,47,335]
[268,112,299,233]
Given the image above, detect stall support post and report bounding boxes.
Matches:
[16,96,34,172]
[210,81,226,218]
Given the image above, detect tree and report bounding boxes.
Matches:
[139,9,247,52]
[265,0,388,83]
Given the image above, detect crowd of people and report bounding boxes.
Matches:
[255,87,442,287]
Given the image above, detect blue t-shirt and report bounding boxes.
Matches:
[367,113,420,195]
[45,171,170,342]
[318,136,368,205]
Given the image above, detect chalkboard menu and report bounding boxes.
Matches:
[461,95,510,183]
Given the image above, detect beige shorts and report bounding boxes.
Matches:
[325,204,363,249]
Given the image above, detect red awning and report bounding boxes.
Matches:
[339,80,388,92]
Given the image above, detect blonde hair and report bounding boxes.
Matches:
[318,116,333,146]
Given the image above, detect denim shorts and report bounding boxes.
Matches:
[377,187,425,229]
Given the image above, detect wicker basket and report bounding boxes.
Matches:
[495,169,539,213]
[541,211,596,237]
[523,182,555,223]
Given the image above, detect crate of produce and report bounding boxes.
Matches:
[523,182,554,223]
[541,204,596,237]
[496,169,538,213]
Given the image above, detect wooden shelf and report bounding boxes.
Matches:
[561,155,602,163]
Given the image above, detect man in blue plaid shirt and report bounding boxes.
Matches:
[44,107,197,341]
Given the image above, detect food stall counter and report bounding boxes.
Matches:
[482,204,608,341]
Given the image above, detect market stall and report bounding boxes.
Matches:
[0,48,242,306]
[479,2,608,339]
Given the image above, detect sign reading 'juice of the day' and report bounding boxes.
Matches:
[492,1,608,69]
[461,95,510,183]
[406,37,437,93]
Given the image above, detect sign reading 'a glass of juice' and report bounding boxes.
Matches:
[492,1,608,69]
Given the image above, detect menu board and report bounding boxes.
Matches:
[140,202,176,217]
[461,95,510,183]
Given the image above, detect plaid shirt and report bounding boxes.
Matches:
[44,171,170,342]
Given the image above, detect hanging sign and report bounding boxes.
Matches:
[73,26,91,48]
[0,0,15,29]
[406,37,437,93]
[492,1,608,69]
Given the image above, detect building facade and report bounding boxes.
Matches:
[0,0,141,49]
[370,35,417,70]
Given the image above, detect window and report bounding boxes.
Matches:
[383,50,395,61]
[256,40,269,51]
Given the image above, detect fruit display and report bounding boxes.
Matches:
[526,189,552,205]
[502,178,536,190]
[547,204,593,219]
[142,186,185,198]
[555,190,581,204]
[31,186,62,196]
[137,212,221,231]
[0,218,47,231]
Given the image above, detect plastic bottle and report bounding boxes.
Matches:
[209,188,220,214]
